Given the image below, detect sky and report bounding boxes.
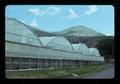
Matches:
[5,5,114,36]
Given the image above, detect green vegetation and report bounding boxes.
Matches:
[96,38,114,62]
[6,64,113,79]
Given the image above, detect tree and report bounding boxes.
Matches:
[95,38,114,62]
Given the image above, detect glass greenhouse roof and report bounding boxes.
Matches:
[46,36,74,51]
[5,17,42,46]
[39,37,55,46]
[72,43,90,55]
[89,48,101,56]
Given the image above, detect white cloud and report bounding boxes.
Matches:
[27,6,61,16]
[85,5,98,15]
[47,6,61,15]
[30,19,38,27]
[27,8,46,16]
[66,9,79,20]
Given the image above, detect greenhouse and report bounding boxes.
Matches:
[39,37,55,46]
[5,17,104,70]
[5,17,42,46]
[89,48,101,56]
[72,43,90,55]
[46,36,74,52]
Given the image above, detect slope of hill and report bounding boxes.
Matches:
[53,25,105,36]
[28,26,56,37]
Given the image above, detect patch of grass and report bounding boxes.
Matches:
[5,64,113,79]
